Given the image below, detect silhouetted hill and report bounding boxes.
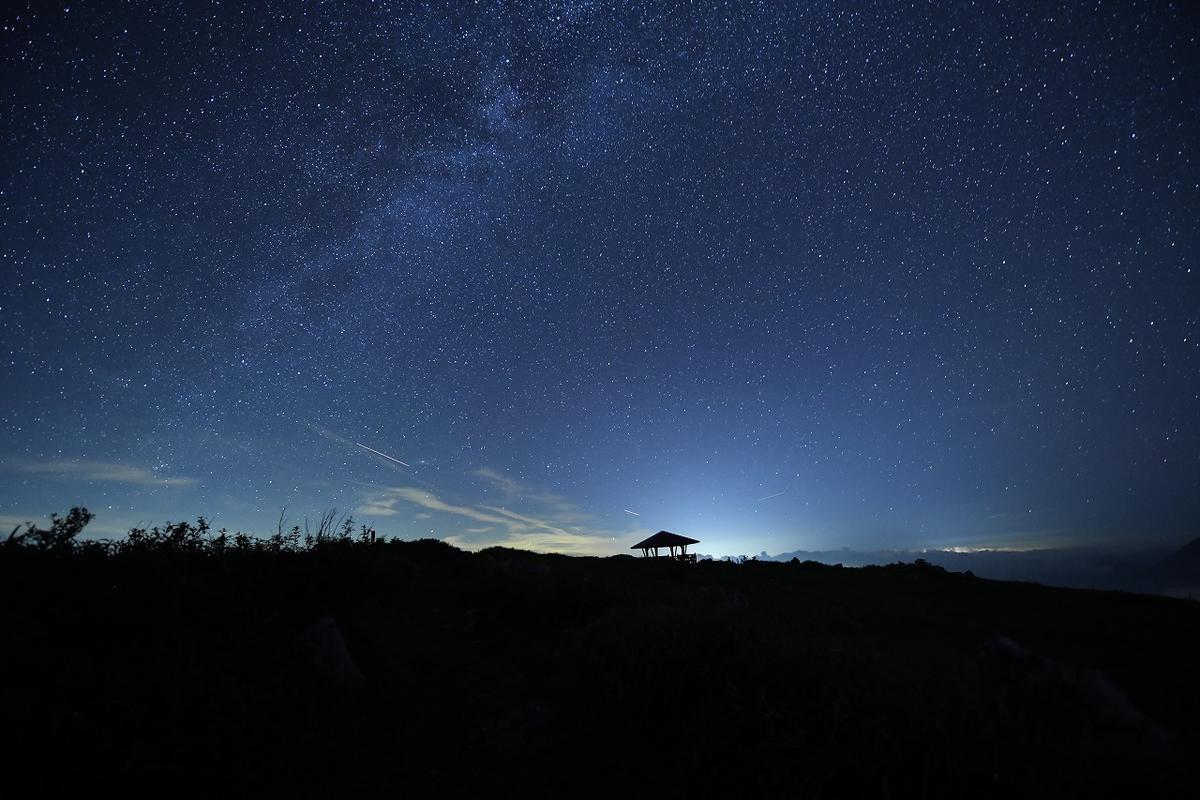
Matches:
[762,545,1173,593]
[2,513,1198,796]
[1152,536,1200,599]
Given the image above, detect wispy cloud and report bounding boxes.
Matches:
[473,467,589,522]
[357,500,402,517]
[473,466,523,495]
[375,487,513,527]
[358,468,628,555]
[0,514,38,535]
[481,505,577,539]
[444,528,615,556]
[14,459,198,487]
[0,512,144,538]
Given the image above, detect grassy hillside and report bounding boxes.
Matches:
[2,511,1197,796]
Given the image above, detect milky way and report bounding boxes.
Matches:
[2,2,1197,556]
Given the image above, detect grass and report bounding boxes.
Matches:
[2,509,1197,796]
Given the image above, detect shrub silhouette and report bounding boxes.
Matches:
[5,506,379,557]
[6,506,95,552]
[1,508,1197,795]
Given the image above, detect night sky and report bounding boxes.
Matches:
[2,1,1197,557]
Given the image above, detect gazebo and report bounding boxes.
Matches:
[632,530,699,563]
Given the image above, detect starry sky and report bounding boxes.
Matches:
[2,1,1197,557]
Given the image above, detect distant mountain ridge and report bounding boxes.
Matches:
[1151,536,1200,599]
[756,541,1200,596]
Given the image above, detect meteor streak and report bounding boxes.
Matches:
[355,442,411,467]
[756,490,786,502]
[623,509,641,516]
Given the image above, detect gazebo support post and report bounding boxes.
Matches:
[630,531,701,563]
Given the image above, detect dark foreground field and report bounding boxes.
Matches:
[3,514,1198,797]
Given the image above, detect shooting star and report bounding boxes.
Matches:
[623,509,641,516]
[355,442,411,468]
[756,490,787,502]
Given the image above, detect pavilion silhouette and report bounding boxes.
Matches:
[632,530,699,563]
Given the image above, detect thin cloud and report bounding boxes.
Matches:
[357,473,630,556]
[481,505,575,538]
[443,529,615,556]
[15,459,198,487]
[362,487,512,527]
[473,466,524,495]
[307,423,354,447]
[473,466,588,521]
[357,500,402,517]
[0,512,141,538]
[0,514,40,534]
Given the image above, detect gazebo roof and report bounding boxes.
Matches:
[631,530,699,550]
